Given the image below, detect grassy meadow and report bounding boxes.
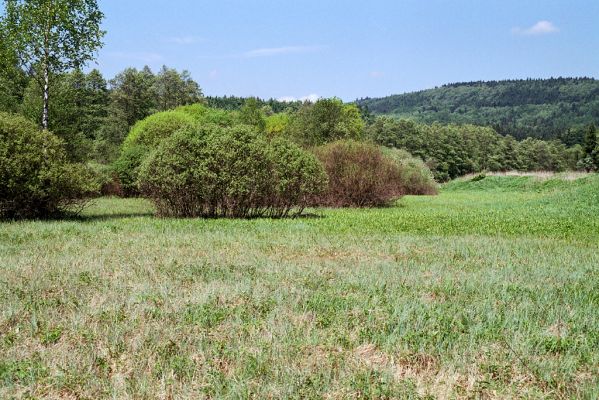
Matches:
[1,174,598,399]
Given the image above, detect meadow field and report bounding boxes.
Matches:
[1,175,598,399]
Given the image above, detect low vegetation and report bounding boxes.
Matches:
[1,175,597,398]
[139,124,326,218]
[0,112,98,219]
[313,140,407,207]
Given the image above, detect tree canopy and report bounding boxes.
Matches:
[1,0,105,129]
[358,78,599,144]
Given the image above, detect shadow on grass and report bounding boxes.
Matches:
[296,212,325,219]
[74,212,155,222]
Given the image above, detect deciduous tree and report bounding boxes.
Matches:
[0,0,105,129]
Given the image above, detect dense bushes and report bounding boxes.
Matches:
[285,98,364,146]
[114,106,247,195]
[312,140,406,207]
[138,124,326,218]
[381,148,438,195]
[122,110,196,149]
[115,110,197,194]
[176,104,240,127]
[0,113,98,219]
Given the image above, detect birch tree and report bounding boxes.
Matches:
[0,0,104,129]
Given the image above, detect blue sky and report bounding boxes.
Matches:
[95,0,599,101]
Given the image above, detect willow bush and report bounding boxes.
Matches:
[312,140,407,207]
[138,124,326,218]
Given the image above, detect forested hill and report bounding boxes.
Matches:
[357,78,599,145]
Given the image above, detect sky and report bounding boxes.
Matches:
[95,0,599,101]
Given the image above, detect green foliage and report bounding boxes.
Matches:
[286,98,365,146]
[312,140,405,207]
[1,0,105,73]
[239,98,266,131]
[367,117,580,181]
[123,110,196,149]
[516,138,568,172]
[87,161,122,196]
[114,106,247,196]
[1,0,106,128]
[109,66,205,128]
[358,78,599,142]
[582,124,598,171]
[380,147,438,195]
[175,103,240,127]
[205,95,302,113]
[0,112,98,219]
[265,113,290,137]
[138,124,326,218]
[109,66,157,127]
[21,69,110,161]
[114,110,197,194]
[0,28,28,113]
[93,105,129,163]
[153,65,203,112]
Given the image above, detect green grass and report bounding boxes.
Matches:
[1,175,598,399]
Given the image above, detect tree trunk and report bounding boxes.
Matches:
[42,2,51,130]
[42,63,50,130]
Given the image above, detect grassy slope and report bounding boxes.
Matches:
[1,176,598,399]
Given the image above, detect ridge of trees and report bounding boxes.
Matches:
[357,77,599,144]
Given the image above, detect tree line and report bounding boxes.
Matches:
[1,64,203,162]
[366,117,598,181]
[357,78,599,144]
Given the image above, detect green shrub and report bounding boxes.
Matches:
[175,104,240,127]
[113,144,148,196]
[312,140,405,207]
[87,162,123,197]
[0,112,98,219]
[381,147,438,195]
[116,111,197,195]
[265,113,290,137]
[285,98,365,146]
[138,124,326,218]
[123,111,196,149]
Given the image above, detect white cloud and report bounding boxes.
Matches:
[370,71,384,78]
[244,45,323,58]
[277,96,298,102]
[164,36,205,45]
[512,21,559,36]
[300,94,321,103]
[278,94,321,103]
[106,51,163,63]
[208,69,219,79]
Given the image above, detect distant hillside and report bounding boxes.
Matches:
[357,78,599,144]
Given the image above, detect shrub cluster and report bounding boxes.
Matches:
[114,110,196,195]
[381,147,438,195]
[0,112,98,219]
[109,103,440,216]
[138,124,326,218]
[312,140,407,207]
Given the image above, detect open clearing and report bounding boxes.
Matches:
[1,176,598,399]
